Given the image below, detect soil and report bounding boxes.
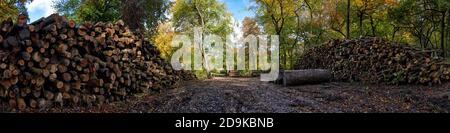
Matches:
[1,77,450,113]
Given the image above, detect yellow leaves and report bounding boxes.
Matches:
[1,0,33,21]
[153,22,176,59]
[354,0,386,11]
[242,17,260,37]
[256,0,298,18]
[0,1,19,21]
[384,0,398,6]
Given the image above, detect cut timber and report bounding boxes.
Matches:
[17,98,26,110]
[62,73,72,82]
[296,38,450,85]
[9,99,17,109]
[0,14,196,109]
[29,99,37,108]
[0,80,12,90]
[44,90,54,100]
[56,80,64,90]
[38,98,47,108]
[282,69,332,86]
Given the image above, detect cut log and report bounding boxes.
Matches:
[10,76,19,85]
[3,69,11,79]
[0,80,12,90]
[49,73,57,81]
[17,98,26,111]
[62,92,71,100]
[57,64,68,73]
[18,59,25,66]
[0,35,3,44]
[282,69,332,86]
[62,73,72,82]
[56,80,64,90]
[36,76,45,86]
[38,98,47,108]
[49,64,58,73]
[32,52,41,62]
[27,61,34,68]
[71,82,81,90]
[0,63,7,69]
[6,36,18,47]
[55,92,63,106]
[39,60,47,68]
[72,95,79,105]
[44,90,54,100]
[28,25,35,32]
[68,20,76,29]
[9,99,17,109]
[33,89,41,98]
[42,69,50,77]
[29,99,37,108]
[19,28,30,40]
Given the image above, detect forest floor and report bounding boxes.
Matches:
[2,77,450,113]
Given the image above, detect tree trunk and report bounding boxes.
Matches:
[392,26,398,42]
[346,0,351,39]
[370,15,376,37]
[282,69,332,86]
[447,9,450,57]
[359,13,364,37]
[441,11,446,57]
[194,2,211,78]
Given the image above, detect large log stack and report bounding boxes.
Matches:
[0,14,195,110]
[295,38,450,85]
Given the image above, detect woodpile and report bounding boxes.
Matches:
[295,38,450,85]
[0,14,195,110]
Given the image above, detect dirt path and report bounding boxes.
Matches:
[150,77,450,113]
[2,77,449,113]
[153,77,301,113]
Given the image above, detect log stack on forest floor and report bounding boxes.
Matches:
[295,38,450,85]
[0,14,195,110]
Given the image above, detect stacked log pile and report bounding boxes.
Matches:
[295,38,450,85]
[0,14,195,110]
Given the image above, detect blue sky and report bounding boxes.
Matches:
[26,0,55,22]
[26,0,255,23]
[222,0,255,23]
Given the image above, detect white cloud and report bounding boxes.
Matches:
[26,0,56,17]
[230,17,243,39]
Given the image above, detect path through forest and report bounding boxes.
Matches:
[149,77,450,113]
[3,77,449,113]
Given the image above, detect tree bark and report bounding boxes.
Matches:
[194,2,211,78]
[346,0,351,39]
[358,13,364,37]
[441,11,446,57]
[282,69,332,86]
[370,15,376,37]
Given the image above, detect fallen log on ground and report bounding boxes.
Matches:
[281,69,332,86]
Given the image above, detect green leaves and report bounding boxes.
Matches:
[0,0,32,21]
[171,0,232,37]
[53,0,169,35]
[53,0,120,23]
